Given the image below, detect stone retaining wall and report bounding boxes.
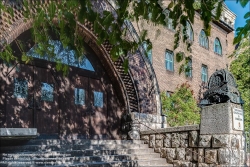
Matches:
[140,125,246,166]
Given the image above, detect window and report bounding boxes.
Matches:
[163,9,174,30]
[142,42,152,63]
[27,40,95,71]
[75,88,85,105]
[199,30,209,49]
[185,58,192,78]
[94,91,103,108]
[165,50,174,71]
[186,21,193,41]
[41,83,54,102]
[201,65,208,82]
[14,78,28,98]
[214,38,222,55]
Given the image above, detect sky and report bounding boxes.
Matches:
[225,0,250,30]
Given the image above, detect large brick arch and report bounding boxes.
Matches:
[0,0,163,126]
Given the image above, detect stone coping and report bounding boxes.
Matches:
[0,128,37,138]
[140,124,200,135]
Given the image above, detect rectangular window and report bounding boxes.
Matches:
[165,50,174,71]
[94,91,103,108]
[185,58,192,78]
[14,78,28,98]
[75,88,85,105]
[201,65,208,82]
[41,83,54,102]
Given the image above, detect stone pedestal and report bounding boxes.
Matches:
[200,102,246,166]
[200,103,243,135]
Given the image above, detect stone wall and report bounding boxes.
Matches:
[140,125,246,166]
[140,103,247,166]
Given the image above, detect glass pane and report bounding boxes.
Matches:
[14,78,28,98]
[27,40,95,71]
[75,88,85,105]
[41,83,54,102]
[94,91,103,108]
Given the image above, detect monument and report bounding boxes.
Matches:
[200,69,246,166]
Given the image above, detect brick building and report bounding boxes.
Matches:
[132,1,236,100]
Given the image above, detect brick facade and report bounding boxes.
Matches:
[132,11,235,101]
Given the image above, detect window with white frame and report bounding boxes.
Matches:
[199,30,209,49]
[201,65,208,82]
[214,38,222,55]
[143,42,152,63]
[165,50,174,71]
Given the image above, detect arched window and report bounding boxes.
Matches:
[186,21,194,41]
[199,30,209,49]
[214,38,222,55]
[201,65,208,82]
[165,50,174,71]
[27,40,95,71]
[143,42,152,63]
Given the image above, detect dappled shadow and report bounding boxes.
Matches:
[0,28,127,140]
[1,57,125,139]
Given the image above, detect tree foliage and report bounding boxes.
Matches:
[0,0,248,75]
[230,34,250,133]
[161,83,200,127]
[233,0,250,44]
[0,0,233,73]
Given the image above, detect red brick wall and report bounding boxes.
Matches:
[132,13,235,101]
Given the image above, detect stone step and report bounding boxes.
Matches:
[21,139,144,146]
[1,153,160,162]
[0,160,173,167]
[0,139,171,167]
[0,155,160,164]
[0,148,155,156]
[0,144,149,152]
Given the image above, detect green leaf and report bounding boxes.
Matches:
[48,2,56,20]
[21,53,28,62]
[244,12,250,19]
[94,19,101,34]
[176,52,184,62]
[215,1,223,20]
[140,30,148,41]
[7,6,14,17]
[237,0,249,8]
[123,58,129,73]
[110,46,117,61]
[168,1,174,8]
[103,12,113,26]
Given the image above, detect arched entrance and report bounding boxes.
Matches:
[0,30,126,139]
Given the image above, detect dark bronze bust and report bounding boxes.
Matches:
[200,69,244,106]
